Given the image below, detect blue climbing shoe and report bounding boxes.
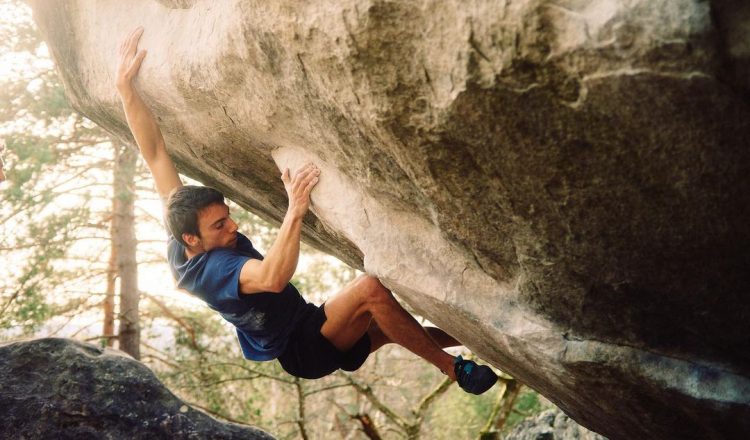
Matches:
[454,355,498,395]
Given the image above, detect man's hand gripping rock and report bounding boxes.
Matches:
[281,163,320,220]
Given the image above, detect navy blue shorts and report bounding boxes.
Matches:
[278,303,371,379]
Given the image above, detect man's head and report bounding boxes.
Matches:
[166,185,238,253]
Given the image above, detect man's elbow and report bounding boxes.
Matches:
[261,264,290,293]
[266,277,288,293]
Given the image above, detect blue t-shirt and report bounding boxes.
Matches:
[167,232,310,361]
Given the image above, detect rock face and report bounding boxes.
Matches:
[29,1,750,439]
[505,409,608,440]
[0,338,273,439]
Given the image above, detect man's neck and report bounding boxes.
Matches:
[184,246,203,260]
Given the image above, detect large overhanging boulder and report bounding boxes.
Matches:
[0,338,273,439]
[29,1,750,439]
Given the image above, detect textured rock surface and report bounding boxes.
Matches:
[506,409,608,440]
[0,338,273,439]
[29,1,750,439]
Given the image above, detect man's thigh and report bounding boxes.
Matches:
[278,303,370,379]
[320,275,374,351]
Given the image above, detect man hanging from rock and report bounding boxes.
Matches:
[115,27,498,394]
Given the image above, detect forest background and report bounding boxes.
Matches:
[0,1,552,438]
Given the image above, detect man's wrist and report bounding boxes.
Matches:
[116,83,135,100]
[284,209,305,223]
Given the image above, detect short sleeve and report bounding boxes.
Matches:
[201,249,250,303]
[179,249,250,307]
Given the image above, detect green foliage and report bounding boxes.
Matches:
[144,304,289,427]
[0,1,38,53]
[503,388,544,432]
[0,0,116,337]
[427,379,500,439]
[1,204,94,332]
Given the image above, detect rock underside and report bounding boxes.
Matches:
[28,1,750,439]
[0,338,273,439]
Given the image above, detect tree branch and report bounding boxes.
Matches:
[342,373,411,432]
[140,290,199,351]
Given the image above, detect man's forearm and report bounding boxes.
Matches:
[259,212,304,290]
[115,28,182,202]
[118,86,167,162]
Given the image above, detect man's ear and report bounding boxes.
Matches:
[182,232,200,248]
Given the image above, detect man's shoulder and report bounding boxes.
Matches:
[166,235,186,267]
[166,234,179,249]
[202,246,252,274]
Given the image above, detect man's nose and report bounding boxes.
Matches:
[228,218,238,232]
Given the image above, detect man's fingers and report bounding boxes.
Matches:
[126,34,137,57]
[124,29,136,53]
[293,163,314,179]
[293,165,319,191]
[301,162,315,172]
[126,27,143,56]
[298,165,315,179]
[119,27,142,59]
[292,163,313,180]
[129,49,147,74]
[281,168,290,183]
[303,175,319,196]
[133,27,144,46]
[128,27,143,45]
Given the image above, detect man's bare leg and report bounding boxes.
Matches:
[367,322,460,352]
[426,327,461,348]
[320,275,459,380]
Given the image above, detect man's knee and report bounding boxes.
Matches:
[355,275,393,306]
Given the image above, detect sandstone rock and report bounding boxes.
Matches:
[28,1,750,439]
[505,409,607,440]
[0,338,273,439]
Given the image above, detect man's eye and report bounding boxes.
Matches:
[217,222,224,229]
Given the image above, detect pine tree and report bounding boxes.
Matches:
[0,0,143,358]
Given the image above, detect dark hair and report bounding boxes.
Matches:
[166,185,225,246]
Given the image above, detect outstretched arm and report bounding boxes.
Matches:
[115,27,182,203]
[238,163,320,294]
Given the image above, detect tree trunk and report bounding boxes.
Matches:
[493,381,522,432]
[113,142,140,359]
[102,235,116,347]
[478,379,523,439]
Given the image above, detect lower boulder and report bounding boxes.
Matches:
[505,409,608,440]
[0,338,273,440]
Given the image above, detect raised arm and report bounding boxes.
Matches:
[238,163,320,294]
[115,27,182,203]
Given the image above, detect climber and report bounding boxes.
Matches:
[115,26,497,394]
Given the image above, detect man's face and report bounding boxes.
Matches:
[183,202,238,252]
